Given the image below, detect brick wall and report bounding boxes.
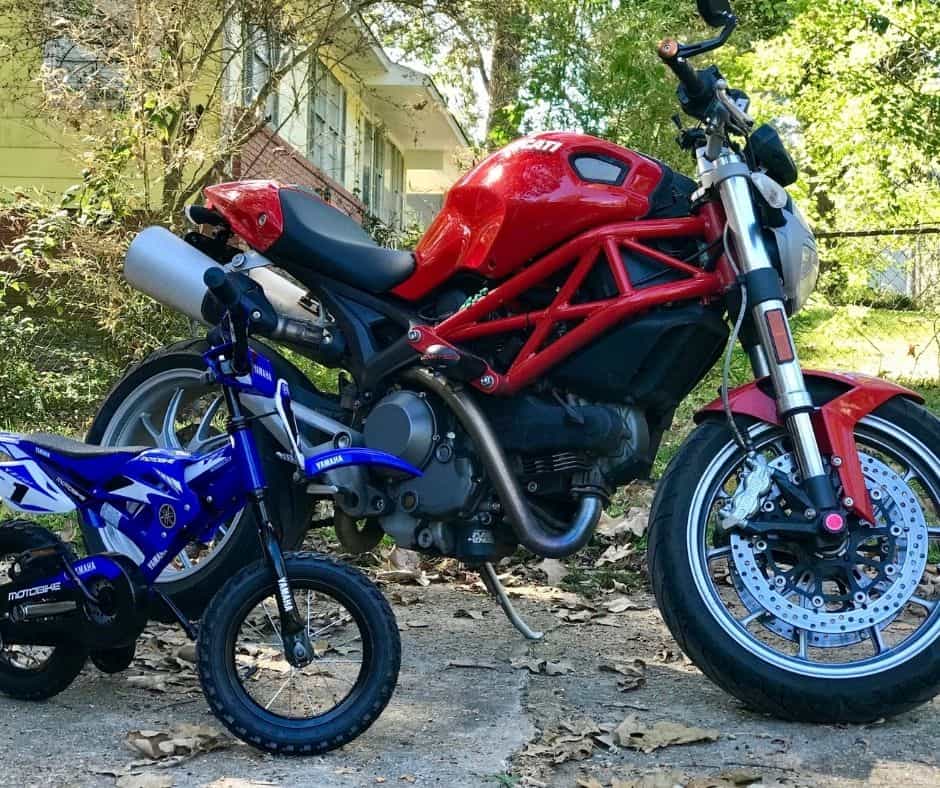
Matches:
[235,126,365,224]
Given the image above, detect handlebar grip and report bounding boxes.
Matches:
[203,268,240,309]
[658,38,708,99]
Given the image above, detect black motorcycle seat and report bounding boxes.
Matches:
[26,433,148,459]
[267,188,415,294]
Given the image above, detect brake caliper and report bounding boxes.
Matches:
[718,454,774,531]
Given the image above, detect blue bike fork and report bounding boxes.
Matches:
[222,385,315,667]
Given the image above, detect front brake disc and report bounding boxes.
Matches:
[730,451,927,644]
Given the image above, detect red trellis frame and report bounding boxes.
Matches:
[408,208,733,395]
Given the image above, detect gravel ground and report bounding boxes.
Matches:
[0,583,937,788]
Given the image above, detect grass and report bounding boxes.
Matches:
[655,301,940,476]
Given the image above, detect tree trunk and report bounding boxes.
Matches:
[485,2,530,150]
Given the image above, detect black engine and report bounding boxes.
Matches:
[361,387,650,561]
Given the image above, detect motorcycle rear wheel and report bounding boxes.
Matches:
[649,396,940,723]
[84,338,314,619]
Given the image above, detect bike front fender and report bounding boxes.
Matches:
[695,371,923,523]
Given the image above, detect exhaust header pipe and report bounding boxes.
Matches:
[124,226,317,326]
[403,368,603,559]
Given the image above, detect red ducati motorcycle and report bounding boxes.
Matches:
[92,0,940,722]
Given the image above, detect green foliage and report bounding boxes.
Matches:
[0,193,191,432]
[725,0,940,267]
[362,213,424,251]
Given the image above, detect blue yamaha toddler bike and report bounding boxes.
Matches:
[0,268,418,754]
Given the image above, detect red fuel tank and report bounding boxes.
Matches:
[393,132,667,300]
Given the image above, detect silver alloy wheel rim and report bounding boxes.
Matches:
[98,367,241,582]
[688,416,940,679]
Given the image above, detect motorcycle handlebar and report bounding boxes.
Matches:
[658,38,709,100]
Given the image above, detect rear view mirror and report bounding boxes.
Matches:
[697,0,734,27]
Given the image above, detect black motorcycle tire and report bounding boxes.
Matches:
[0,521,87,700]
[197,552,400,755]
[84,338,315,620]
[648,396,940,723]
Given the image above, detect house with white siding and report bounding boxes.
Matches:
[232,19,469,230]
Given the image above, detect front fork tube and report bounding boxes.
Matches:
[225,387,314,667]
[717,170,837,512]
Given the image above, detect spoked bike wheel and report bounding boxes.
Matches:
[197,553,400,754]
[649,396,940,722]
[0,521,86,700]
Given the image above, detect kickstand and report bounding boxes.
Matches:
[481,562,544,641]
[154,590,198,641]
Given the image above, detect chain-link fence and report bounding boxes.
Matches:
[817,226,940,310]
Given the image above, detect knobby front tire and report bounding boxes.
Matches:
[197,552,400,754]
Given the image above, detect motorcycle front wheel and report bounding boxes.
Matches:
[649,396,940,723]
[84,338,314,619]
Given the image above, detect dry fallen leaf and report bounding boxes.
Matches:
[611,770,692,788]
[126,724,229,761]
[560,718,600,737]
[599,659,646,691]
[576,777,604,788]
[614,715,719,753]
[389,546,421,571]
[535,558,568,587]
[596,507,649,540]
[551,737,594,763]
[594,543,634,567]
[454,608,485,620]
[509,657,573,676]
[510,657,545,674]
[378,569,431,587]
[176,643,196,663]
[603,596,649,613]
[555,609,595,624]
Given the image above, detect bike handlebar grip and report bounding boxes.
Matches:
[185,204,225,226]
[203,267,240,309]
[658,38,708,98]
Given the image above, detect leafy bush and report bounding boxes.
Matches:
[0,194,191,432]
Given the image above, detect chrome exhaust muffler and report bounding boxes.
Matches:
[124,226,317,325]
[124,226,223,324]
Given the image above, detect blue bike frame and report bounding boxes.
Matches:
[0,342,420,598]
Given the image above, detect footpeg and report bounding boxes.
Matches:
[481,562,544,641]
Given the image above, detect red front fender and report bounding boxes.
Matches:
[696,371,924,523]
